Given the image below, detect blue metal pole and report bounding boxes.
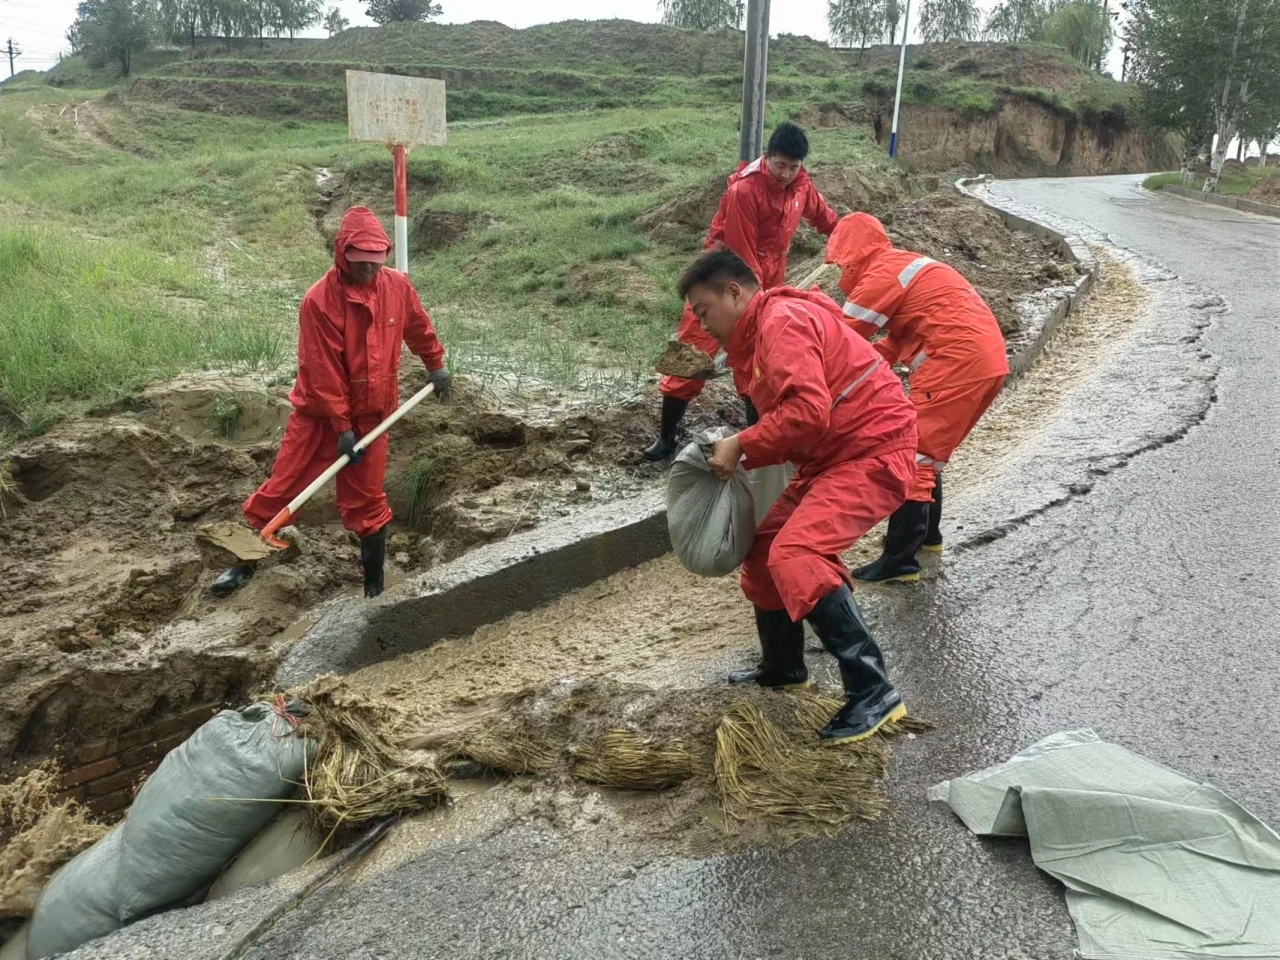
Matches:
[889,0,911,159]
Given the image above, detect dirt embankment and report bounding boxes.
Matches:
[0,373,661,769]
[800,97,1180,176]
[641,177,1071,336]
[1247,174,1280,204]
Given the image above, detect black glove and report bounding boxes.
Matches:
[427,367,452,403]
[337,430,363,464]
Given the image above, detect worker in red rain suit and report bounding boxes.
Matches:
[826,212,1009,583]
[210,206,452,600]
[642,122,839,461]
[685,249,918,745]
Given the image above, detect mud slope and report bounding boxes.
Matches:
[0,374,663,768]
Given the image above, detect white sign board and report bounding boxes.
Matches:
[346,70,447,147]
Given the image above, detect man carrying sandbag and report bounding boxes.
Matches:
[684,250,918,745]
[827,213,1009,583]
[642,122,839,461]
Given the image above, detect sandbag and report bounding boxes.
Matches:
[27,703,313,960]
[667,427,755,577]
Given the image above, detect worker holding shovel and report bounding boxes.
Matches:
[210,206,451,600]
[643,122,839,461]
[685,249,918,745]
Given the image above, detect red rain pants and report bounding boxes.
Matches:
[243,411,392,539]
[741,447,916,621]
[909,374,1006,501]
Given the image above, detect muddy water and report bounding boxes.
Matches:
[348,252,1146,745]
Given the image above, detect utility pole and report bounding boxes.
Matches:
[889,0,912,158]
[5,38,21,78]
[738,0,770,162]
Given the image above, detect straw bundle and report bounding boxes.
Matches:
[297,679,448,831]
[572,731,703,790]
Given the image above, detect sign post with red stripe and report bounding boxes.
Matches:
[345,70,447,277]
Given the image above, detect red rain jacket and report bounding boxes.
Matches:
[706,157,839,287]
[826,213,1009,393]
[728,286,917,473]
[289,207,445,433]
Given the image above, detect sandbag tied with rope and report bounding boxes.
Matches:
[666,426,757,577]
[27,700,314,960]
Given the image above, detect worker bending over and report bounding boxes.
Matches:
[827,213,1009,583]
[685,250,918,744]
[644,122,839,460]
[211,206,452,600]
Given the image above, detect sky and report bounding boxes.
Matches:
[2,0,1127,74]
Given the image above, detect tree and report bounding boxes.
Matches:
[157,0,206,48]
[658,0,744,30]
[884,0,902,41]
[1242,98,1280,166]
[984,0,1049,42]
[1127,0,1280,189]
[917,0,979,41]
[360,0,441,24]
[73,0,154,78]
[275,0,322,37]
[1040,0,1113,69]
[322,5,349,34]
[829,0,886,58]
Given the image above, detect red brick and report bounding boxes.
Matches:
[55,786,86,805]
[62,757,120,788]
[158,730,191,751]
[75,738,117,764]
[86,761,159,798]
[112,727,157,753]
[86,788,134,817]
[121,740,161,769]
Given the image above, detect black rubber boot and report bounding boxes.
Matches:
[853,500,930,583]
[210,564,255,598]
[923,475,943,552]
[742,394,760,427]
[642,396,689,461]
[727,607,808,688]
[360,527,388,598]
[805,585,906,745]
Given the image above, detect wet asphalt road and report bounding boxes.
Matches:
[69,177,1280,960]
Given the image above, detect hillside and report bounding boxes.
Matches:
[33,21,1176,176]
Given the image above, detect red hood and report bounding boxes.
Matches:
[334,206,392,279]
[730,155,812,195]
[826,213,893,293]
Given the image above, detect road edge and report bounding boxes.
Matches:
[1160,183,1280,218]
[272,180,1101,687]
[955,174,1098,377]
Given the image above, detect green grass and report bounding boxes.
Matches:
[1144,165,1280,196]
[0,224,289,429]
[1,22,1143,434]
[0,78,889,428]
[1143,172,1182,192]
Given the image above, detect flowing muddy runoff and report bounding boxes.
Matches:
[0,369,717,770]
[338,252,1149,852]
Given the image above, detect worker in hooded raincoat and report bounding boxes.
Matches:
[826,212,1009,583]
[685,249,918,744]
[642,122,839,461]
[210,206,452,600]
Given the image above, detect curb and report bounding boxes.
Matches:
[273,178,1102,687]
[1161,183,1280,219]
[954,174,1099,377]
